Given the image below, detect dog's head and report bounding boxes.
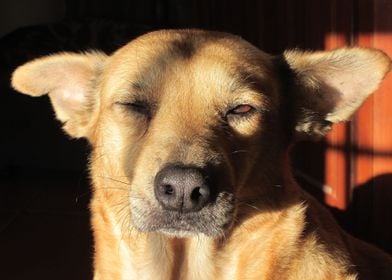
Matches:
[12,30,391,237]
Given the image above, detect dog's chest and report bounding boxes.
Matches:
[107,233,214,280]
[144,236,215,280]
[124,235,280,280]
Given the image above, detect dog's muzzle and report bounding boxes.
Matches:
[131,163,234,236]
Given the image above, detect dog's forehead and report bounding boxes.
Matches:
[102,30,275,100]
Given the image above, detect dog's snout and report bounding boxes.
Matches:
[154,165,211,212]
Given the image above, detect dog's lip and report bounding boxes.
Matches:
[153,212,232,237]
[131,191,235,236]
[157,226,201,237]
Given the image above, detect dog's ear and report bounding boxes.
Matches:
[12,52,107,139]
[283,48,391,138]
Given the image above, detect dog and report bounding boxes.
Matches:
[12,29,392,279]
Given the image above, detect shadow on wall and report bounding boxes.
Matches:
[294,139,392,255]
[295,166,392,255]
[343,174,392,254]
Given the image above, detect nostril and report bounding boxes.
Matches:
[190,187,202,201]
[163,184,174,195]
[190,186,209,202]
[190,185,210,209]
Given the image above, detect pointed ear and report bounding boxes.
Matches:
[12,51,107,138]
[283,47,391,138]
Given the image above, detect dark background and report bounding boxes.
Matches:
[0,1,391,279]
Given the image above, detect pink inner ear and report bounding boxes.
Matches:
[295,49,391,123]
[323,66,384,123]
[49,85,88,122]
[12,51,107,138]
[45,63,95,123]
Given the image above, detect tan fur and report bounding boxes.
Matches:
[12,29,392,279]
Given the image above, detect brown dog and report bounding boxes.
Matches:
[12,29,392,279]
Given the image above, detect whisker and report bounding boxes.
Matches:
[92,152,107,162]
[97,175,132,186]
[242,202,261,211]
[109,199,130,209]
[231,150,250,154]
[120,212,131,241]
[75,191,91,202]
[94,186,128,191]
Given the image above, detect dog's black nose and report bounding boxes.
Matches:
[154,165,211,212]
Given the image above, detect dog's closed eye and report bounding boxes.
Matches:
[228,104,255,115]
[225,104,257,122]
[116,101,151,116]
[224,104,263,136]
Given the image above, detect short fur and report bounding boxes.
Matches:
[12,29,392,279]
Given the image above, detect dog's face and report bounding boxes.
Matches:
[92,31,286,236]
[12,30,391,237]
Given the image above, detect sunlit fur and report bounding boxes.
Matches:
[12,29,392,279]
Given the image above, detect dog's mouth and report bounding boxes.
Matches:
[130,191,235,237]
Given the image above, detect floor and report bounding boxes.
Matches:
[0,169,93,280]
